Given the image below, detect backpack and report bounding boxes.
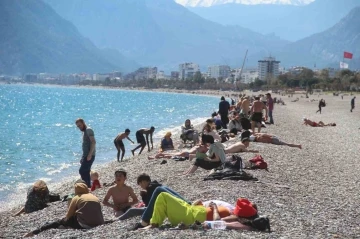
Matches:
[251,216,271,232]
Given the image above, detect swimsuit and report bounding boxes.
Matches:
[312,122,318,127]
[251,112,263,123]
[271,136,284,145]
[114,138,124,148]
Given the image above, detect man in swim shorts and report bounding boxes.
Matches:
[131,127,155,155]
[240,97,250,117]
[250,96,268,133]
[114,129,135,162]
[250,132,302,149]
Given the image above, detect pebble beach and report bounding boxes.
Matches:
[1,92,360,239]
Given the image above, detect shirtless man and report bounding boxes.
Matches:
[224,137,259,154]
[250,133,302,149]
[131,126,155,155]
[114,129,135,162]
[240,97,250,117]
[103,169,138,217]
[250,96,268,133]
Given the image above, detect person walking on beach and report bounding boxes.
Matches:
[131,127,155,155]
[240,97,250,117]
[219,96,230,129]
[114,129,135,162]
[266,93,274,124]
[316,99,325,114]
[351,96,356,112]
[76,118,96,188]
[250,97,268,133]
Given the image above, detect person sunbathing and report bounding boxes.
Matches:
[224,138,259,154]
[303,118,336,127]
[141,193,257,231]
[250,133,302,149]
[148,144,208,160]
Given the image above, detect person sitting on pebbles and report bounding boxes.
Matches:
[14,180,49,217]
[182,134,226,175]
[103,169,138,217]
[24,181,104,237]
[160,132,175,152]
[303,118,336,127]
[180,119,199,144]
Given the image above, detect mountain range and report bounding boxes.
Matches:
[175,0,314,7]
[44,0,289,71]
[0,0,138,75]
[188,0,360,41]
[279,6,360,69]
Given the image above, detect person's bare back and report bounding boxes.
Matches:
[251,100,266,113]
[241,98,250,113]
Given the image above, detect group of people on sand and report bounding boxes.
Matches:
[20,92,350,237]
[18,169,270,237]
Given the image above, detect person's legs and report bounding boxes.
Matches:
[120,145,125,161]
[114,141,121,161]
[284,143,302,149]
[160,186,190,204]
[182,165,198,175]
[138,142,146,155]
[118,208,146,220]
[30,216,82,236]
[131,144,142,155]
[251,121,256,134]
[269,110,274,124]
[141,187,188,224]
[257,122,261,133]
[79,155,95,187]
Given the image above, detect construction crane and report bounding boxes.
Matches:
[235,49,248,91]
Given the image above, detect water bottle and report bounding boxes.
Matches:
[205,221,226,230]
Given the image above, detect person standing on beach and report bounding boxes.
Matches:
[114,129,135,162]
[219,96,230,129]
[131,127,155,155]
[240,97,250,117]
[250,97,268,133]
[316,99,325,114]
[76,118,96,188]
[266,93,274,124]
[351,96,356,112]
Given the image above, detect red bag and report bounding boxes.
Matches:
[249,155,268,170]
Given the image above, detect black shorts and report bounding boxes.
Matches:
[251,112,263,123]
[114,139,124,148]
[194,158,221,170]
[136,130,146,145]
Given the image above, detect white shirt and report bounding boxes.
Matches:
[202,200,235,213]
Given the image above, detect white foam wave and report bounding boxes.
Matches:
[46,163,72,176]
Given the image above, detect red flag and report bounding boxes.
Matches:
[344,51,353,59]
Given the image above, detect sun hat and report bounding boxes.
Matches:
[233,198,258,218]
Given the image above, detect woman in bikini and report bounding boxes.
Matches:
[303,118,336,127]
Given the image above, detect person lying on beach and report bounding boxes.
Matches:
[250,97,268,133]
[103,169,139,217]
[140,193,257,231]
[203,119,221,141]
[160,132,174,152]
[90,170,101,191]
[24,182,104,237]
[182,135,226,175]
[180,119,199,144]
[250,133,302,149]
[131,126,155,155]
[14,180,49,217]
[114,129,135,162]
[224,137,259,154]
[303,118,336,127]
[148,144,208,160]
[131,185,192,230]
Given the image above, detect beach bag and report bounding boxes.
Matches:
[249,155,268,171]
[251,216,271,232]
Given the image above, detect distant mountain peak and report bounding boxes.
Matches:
[175,0,315,7]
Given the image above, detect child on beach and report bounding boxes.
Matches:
[90,171,101,192]
[114,129,135,162]
[103,169,138,217]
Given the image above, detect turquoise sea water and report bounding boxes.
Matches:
[0,85,219,211]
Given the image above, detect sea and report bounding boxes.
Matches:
[0,84,220,212]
